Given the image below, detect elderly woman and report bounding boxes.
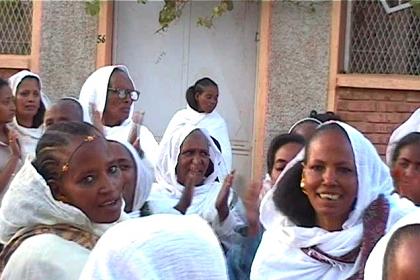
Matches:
[79,65,158,167]
[148,125,243,249]
[8,70,50,160]
[0,122,126,280]
[251,121,416,280]
[161,77,232,171]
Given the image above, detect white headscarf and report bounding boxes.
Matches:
[252,121,416,280]
[79,214,228,280]
[288,117,322,133]
[8,70,51,160]
[385,108,420,165]
[0,160,126,244]
[149,125,227,222]
[107,138,154,213]
[161,104,232,171]
[79,65,158,166]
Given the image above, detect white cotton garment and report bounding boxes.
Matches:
[79,65,159,167]
[385,108,420,165]
[0,160,127,280]
[251,121,417,280]
[161,105,233,171]
[8,70,51,161]
[79,214,229,280]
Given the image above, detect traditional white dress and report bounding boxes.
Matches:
[79,214,229,280]
[251,121,416,280]
[79,65,158,167]
[0,160,127,280]
[8,70,50,161]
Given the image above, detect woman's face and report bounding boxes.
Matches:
[0,85,15,124]
[392,143,420,204]
[15,77,41,120]
[303,129,357,231]
[58,138,123,223]
[195,86,218,113]
[176,130,210,187]
[270,142,303,184]
[103,71,134,126]
[110,142,137,212]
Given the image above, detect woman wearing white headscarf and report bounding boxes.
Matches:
[8,70,50,160]
[251,121,416,280]
[79,65,158,167]
[79,214,229,280]
[148,125,243,249]
[161,77,232,170]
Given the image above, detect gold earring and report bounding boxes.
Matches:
[300,174,308,195]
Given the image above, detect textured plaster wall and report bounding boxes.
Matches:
[39,1,97,101]
[265,1,331,145]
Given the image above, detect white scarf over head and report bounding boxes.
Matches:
[0,160,126,244]
[8,70,50,160]
[385,108,420,165]
[161,105,232,171]
[79,65,158,166]
[79,214,228,280]
[149,125,226,222]
[252,121,416,280]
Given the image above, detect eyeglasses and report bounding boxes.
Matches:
[108,88,140,101]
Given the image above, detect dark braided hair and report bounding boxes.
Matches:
[185,77,218,112]
[0,77,9,91]
[32,122,103,192]
[266,133,305,174]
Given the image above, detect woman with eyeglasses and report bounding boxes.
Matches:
[79,65,158,168]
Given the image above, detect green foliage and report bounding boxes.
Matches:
[411,0,420,16]
[85,0,100,17]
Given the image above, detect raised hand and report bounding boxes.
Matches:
[89,103,103,134]
[215,170,235,222]
[8,129,21,159]
[243,181,263,237]
[173,172,196,214]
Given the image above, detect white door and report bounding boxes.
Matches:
[114,1,259,190]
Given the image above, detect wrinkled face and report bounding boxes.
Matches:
[195,86,218,113]
[58,138,123,223]
[303,129,357,230]
[176,130,210,187]
[270,142,303,184]
[386,236,420,280]
[392,143,420,204]
[0,85,15,124]
[44,103,83,128]
[292,122,319,141]
[110,142,137,212]
[15,77,41,120]
[103,70,134,126]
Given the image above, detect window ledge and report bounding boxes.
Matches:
[336,74,420,91]
[0,55,31,69]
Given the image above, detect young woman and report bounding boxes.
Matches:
[251,121,416,280]
[0,78,21,203]
[0,122,126,279]
[161,78,232,171]
[8,70,50,160]
[148,126,243,249]
[79,65,158,167]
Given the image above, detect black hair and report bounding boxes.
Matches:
[185,77,218,112]
[273,123,351,227]
[309,110,342,123]
[391,132,420,166]
[0,77,9,92]
[57,98,84,122]
[383,223,420,280]
[266,133,305,174]
[16,76,45,128]
[33,121,103,192]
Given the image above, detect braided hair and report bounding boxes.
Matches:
[185,77,218,112]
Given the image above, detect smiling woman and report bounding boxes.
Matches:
[251,121,418,280]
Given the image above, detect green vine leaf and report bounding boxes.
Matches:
[411,0,420,16]
[85,0,100,16]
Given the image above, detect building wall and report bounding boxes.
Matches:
[337,87,420,156]
[39,1,97,101]
[265,1,332,150]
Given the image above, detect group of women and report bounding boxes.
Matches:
[1,65,420,280]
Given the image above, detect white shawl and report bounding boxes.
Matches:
[79,214,229,280]
[79,65,158,166]
[251,121,416,280]
[0,160,127,279]
[8,70,50,160]
[385,108,420,165]
[161,105,232,171]
[149,125,226,222]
